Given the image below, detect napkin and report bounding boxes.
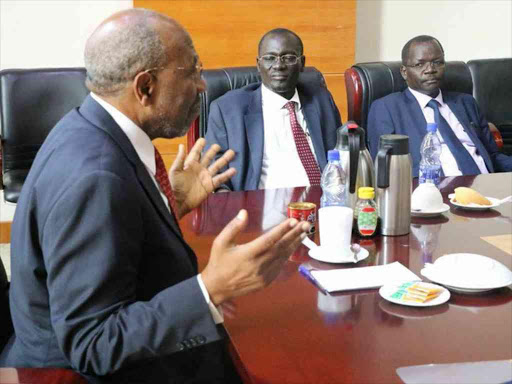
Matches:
[310,262,420,293]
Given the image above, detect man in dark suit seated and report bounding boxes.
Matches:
[0,9,310,383]
[204,28,342,191]
[367,35,512,177]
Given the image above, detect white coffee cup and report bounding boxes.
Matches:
[412,183,444,211]
[318,206,353,258]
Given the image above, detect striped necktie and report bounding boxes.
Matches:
[284,101,322,185]
[154,148,180,225]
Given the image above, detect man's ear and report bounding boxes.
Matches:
[256,57,261,73]
[300,55,306,72]
[133,71,155,106]
[400,65,408,82]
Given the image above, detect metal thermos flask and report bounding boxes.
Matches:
[375,135,412,236]
[335,121,375,209]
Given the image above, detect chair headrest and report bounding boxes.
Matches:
[198,66,325,137]
[468,58,512,125]
[350,61,472,130]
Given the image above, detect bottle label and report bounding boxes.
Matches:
[419,165,441,187]
[358,206,377,236]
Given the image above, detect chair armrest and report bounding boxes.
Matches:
[344,67,363,125]
[488,122,504,149]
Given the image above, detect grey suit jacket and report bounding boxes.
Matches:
[1,96,229,383]
[205,83,342,191]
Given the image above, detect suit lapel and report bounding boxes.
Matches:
[404,89,429,134]
[244,88,264,190]
[300,93,327,170]
[78,96,186,241]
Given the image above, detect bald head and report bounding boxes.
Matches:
[84,8,189,96]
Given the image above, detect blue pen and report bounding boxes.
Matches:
[298,264,330,296]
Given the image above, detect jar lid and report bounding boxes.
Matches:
[358,187,375,199]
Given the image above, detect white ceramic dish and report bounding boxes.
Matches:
[308,246,369,264]
[411,203,450,218]
[421,253,512,293]
[379,282,450,307]
[448,194,500,210]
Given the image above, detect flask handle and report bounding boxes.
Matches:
[348,124,360,194]
[376,145,392,188]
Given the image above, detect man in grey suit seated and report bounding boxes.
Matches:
[0,9,310,383]
[205,28,342,191]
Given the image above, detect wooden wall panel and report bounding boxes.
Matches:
[324,73,348,122]
[135,0,356,166]
[0,222,11,244]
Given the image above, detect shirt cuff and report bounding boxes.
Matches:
[197,274,224,324]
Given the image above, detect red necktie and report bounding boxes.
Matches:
[154,148,180,224]
[284,101,322,185]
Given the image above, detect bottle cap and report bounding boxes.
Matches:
[427,123,438,133]
[358,187,375,199]
[327,150,340,161]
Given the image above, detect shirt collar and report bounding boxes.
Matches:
[90,92,156,175]
[261,84,301,110]
[408,87,445,109]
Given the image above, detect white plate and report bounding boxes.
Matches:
[411,203,450,218]
[421,253,512,292]
[448,194,500,210]
[308,245,369,264]
[379,281,450,307]
[440,285,491,294]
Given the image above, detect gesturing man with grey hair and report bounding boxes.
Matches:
[0,9,309,383]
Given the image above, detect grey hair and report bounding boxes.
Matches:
[84,9,167,96]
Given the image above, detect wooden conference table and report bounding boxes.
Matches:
[185,172,512,384]
[1,172,511,384]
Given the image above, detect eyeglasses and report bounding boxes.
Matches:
[179,61,203,79]
[404,60,445,71]
[258,54,302,67]
[143,61,203,79]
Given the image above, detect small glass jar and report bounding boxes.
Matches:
[355,187,378,237]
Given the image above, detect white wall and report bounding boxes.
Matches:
[0,0,132,70]
[0,0,131,218]
[356,0,512,63]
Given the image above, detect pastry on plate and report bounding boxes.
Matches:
[454,187,491,206]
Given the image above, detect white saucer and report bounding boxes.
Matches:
[308,245,369,264]
[411,203,450,218]
[448,194,501,211]
[379,282,450,307]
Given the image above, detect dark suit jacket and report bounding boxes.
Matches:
[367,89,512,177]
[204,83,342,191]
[0,96,230,383]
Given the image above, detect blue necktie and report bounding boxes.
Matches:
[427,99,480,175]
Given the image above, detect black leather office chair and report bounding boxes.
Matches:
[186,66,326,148]
[0,68,89,203]
[468,58,512,155]
[345,61,472,131]
[344,61,503,149]
[0,255,12,352]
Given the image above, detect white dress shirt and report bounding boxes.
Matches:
[408,88,488,176]
[90,92,223,324]
[258,84,318,189]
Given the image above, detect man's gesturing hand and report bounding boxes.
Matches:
[201,209,310,306]
[169,138,235,218]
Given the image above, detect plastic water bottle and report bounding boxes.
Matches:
[320,150,347,207]
[419,123,442,187]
